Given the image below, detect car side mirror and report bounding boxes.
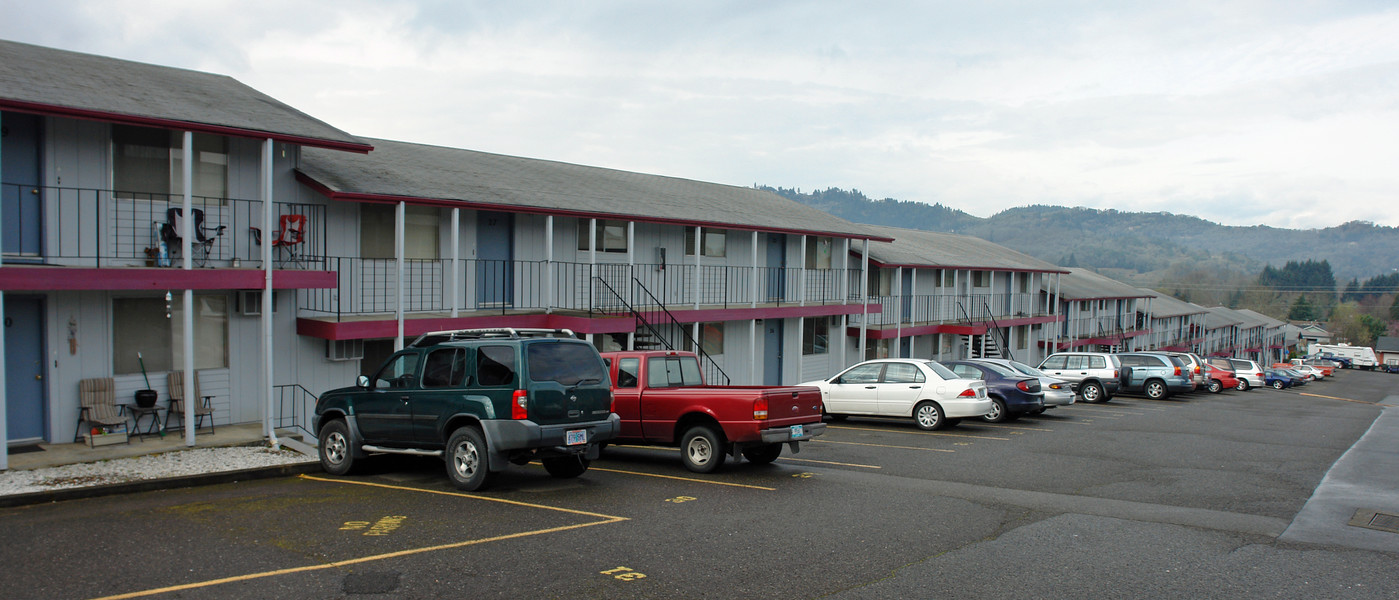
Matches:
[357,375,370,388]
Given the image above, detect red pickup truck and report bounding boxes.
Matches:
[600,350,826,473]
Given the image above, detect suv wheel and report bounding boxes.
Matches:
[913,401,946,431]
[1081,382,1105,403]
[680,425,726,473]
[318,420,355,475]
[445,426,492,491]
[1145,380,1168,400]
[542,455,590,479]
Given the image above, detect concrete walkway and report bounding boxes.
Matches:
[5,422,274,471]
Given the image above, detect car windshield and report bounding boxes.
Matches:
[1008,361,1047,377]
[978,362,1019,377]
[921,361,958,379]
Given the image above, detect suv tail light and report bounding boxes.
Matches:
[753,396,769,420]
[512,389,529,420]
[1016,380,1031,392]
[958,388,977,397]
[1174,366,1182,376]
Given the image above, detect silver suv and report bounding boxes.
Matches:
[1228,358,1266,391]
[1038,352,1123,403]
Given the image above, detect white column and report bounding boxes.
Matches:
[749,319,757,384]
[693,227,701,309]
[894,266,903,357]
[395,201,405,350]
[181,131,196,446]
[451,208,461,318]
[799,235,808,307]
[750,231,759,308]
[260,138,278,448]
[859,239,869,360]
[544,215,553,314]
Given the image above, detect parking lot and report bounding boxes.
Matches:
[2,372,1396,599]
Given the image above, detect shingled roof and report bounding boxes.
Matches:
[1050,268,1152,301]
[297,138,891,240]
[1138,288,1208,318]
[857,225,1067,273]
[0,39,368,152]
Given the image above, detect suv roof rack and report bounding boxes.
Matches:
[409,328,577,347]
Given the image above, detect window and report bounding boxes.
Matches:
[804,236,832,269]
[477,345,516,387]
[883,363,924,384]
[1041,355,1067,370]
[578,219,628,253]
[972,271,990,287]
[361,204,440,259]
[616,357,640,388]
[685,227,726,257]
[837,363,883,384]
[113,295,228,374]
[371,353,421,389]
[681,322,725,355]
[422,349,465,388]
[942,270,956,287]
[112,125,227,200]
[1065,355,1088,370]
[527,343,607,385]
[647,356,703,388]
[803,317,832,355]
[950,364,982,379]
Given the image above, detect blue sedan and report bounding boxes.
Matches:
[944,360,1046,422]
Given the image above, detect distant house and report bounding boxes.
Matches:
[1376,336,1399,368]
[1295,323,1333,346]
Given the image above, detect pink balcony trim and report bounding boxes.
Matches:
[0,266,335,291]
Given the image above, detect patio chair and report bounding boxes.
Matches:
[160,207,226,267]
[251,214,308,268]
[165,371,216,434]
[74,377,131,443]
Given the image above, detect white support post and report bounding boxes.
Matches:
[894,266,903,357]
[751,231,759,309]
[544,215,553,314]
[181,131,196,446]
[261,138,278,448]
[859,239,869,361]
[749,319,757,384]
[693,227,701,310]
[799,235,807,307]
[395,201,405,350]
[452,208,461,318]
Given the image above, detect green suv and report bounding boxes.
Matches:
[314,328,619,491]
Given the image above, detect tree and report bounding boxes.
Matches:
[1288,296,1315,321]
[1391,294,1399,321]
[1330,302,1384,346]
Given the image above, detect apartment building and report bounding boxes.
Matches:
[1132,288,1207,352]
[1047,268,1152,352]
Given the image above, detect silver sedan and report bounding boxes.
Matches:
[973,358,1076,411]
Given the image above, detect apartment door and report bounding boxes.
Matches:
[4,296,48,443]
[2,112,43,258]
[476,212,514,307]
[763,320,784,385]
[765,233,786,303]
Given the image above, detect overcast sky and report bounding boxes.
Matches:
[4,1,1398,229]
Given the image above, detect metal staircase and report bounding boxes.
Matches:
[959,301,1014,361]
[593,276,731,385]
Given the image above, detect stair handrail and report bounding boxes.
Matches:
[981,299,1014,361]
[629,278,732,386]
[273,383,318,440]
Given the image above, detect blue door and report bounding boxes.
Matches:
[765,234,786,302]
[2,112,43,258]
[763,319,784,385]
[476,212,513,307]
[4,296,47,442]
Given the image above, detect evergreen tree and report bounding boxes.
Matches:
[1288,296,1314,321]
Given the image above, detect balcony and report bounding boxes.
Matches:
[850,292,1053,329]
[296,259,856,321]
[1,183,324,270]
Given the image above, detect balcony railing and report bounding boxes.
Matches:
[849,292,1052,328]
[298,259,853,320]
[0,183,325,269]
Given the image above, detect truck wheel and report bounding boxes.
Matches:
[913,401,946,431]
[1081,382,1105,403]
[741,443,782,465]
[680,425,726,473]
[445,426,492,491]
[318,420,355,476]
[542,455,590,478]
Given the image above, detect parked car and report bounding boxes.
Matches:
[973,358,1076,412]
[601,350,825,472]
[1161,351,1207,392]
[1293,365,1327,381]
[801,359,990,431]
[943,360,1045,422]
[1037,352,1123,403]
[1275,368,1311,387]
[1203,363,1240,393]
[314,328,620,491]
[1228,358,1267,391]
[1293,358,1336,377]
[1114,353,1194,400]
[1265,368,1307,389]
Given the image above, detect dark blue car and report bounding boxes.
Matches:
[944,360,1045,422]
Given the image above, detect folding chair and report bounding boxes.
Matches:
[165,371,216,434]
[160,208,226,267]
[74,378,131,443]
[251,214,307,268]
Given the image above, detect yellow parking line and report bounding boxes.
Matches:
[830,424,1009,441]
[1299,392,1376,405]
[91,476,628,600]
[813,439,955,453]
[777,456,882,469]
[964,423,1054,432]
[586,466,777,491]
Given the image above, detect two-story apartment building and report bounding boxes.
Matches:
[845,225,1066,367]
[0,40,373,466]
[1046,268,1151,352]
[1132,288,1207,352]
[1200,307,1244,358]
[1234,308,1288,364]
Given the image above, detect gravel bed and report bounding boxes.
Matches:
[0,445,315,496]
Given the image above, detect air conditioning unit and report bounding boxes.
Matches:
[238,290,277,316]
[327,339,365,362]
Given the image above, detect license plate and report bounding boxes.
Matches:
[789,425,804,439]
[565,429,587,445]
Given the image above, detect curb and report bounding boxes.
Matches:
[0,461,323,508]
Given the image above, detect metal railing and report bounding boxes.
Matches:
[274,384,318,440]
[592,276,731,385]
[0,183,325,269]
